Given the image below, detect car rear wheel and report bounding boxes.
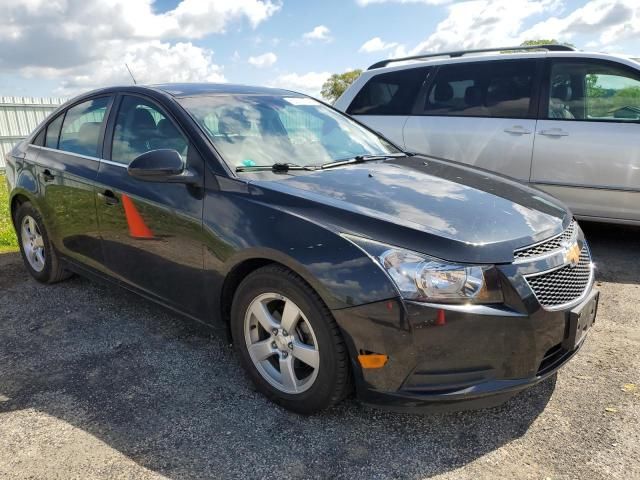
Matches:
[15,202,71,284]
[231,265,351,414]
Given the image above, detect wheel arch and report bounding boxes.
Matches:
[10,192,32,225]
[217,234,399,329]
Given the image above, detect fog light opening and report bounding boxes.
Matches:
[357,351,389,369]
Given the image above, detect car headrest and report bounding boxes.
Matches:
[132,108,157,132]
[219,108,251,135]
[433,82,454,102]
[464,86,483,107]
[157,118,179,138]
[78,122,101,145]
[552,84,572,102]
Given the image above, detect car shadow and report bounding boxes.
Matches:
[580,221,640,285]
[0,250,555,479]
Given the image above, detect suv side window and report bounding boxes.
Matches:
[547,61,640,122]
[347,67,429,115]
[422,60,536,118]
[111,95,188,165]
[59,97,110,157]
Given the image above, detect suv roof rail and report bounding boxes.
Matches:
[367,44,576,70]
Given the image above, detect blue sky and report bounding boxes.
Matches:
[1,0,638,98]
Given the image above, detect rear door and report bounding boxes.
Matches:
[403,59,541,181]
[531,58,640,221]
[345,67,430,148]
[34,96,113,269]
[95,94,206,315]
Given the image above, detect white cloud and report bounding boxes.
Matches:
[356,0,452,5]
[359,37,400,53]
[0,0,279,93]
[248,52,278,68]
[20,41,226,96]
[403,0,640,56]
[302,25,332,42]
[270,71,331,96]
[409,0,561,54]
[519,0,640,48]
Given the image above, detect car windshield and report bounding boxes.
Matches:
[178,94,400,169]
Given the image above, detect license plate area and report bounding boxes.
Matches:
[565,290,599,350]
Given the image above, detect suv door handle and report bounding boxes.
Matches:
[504,126,531,135]
[539,128,569,137]
[42,169,55,182]
[98,190,119,206]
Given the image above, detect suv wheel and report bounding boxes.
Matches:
[231,265,351,414]
[15,202,71,284]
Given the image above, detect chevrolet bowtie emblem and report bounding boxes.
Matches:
[562,242,581,268]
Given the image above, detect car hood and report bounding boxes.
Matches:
[247,155,570,264]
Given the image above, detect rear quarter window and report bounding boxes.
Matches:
[347,67,430,116]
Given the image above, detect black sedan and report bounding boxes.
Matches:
[4,83,598,414]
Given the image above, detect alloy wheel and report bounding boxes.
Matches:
[244,293,320,394]
[21,215,46,273]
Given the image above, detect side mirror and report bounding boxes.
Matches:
[127,149,198,184]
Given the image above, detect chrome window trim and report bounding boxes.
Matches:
[30,145,127,168]
[31,145,100,162]
[100,159,127,168]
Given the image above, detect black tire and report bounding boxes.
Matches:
[231,264,351,414]
[14,202,71,284]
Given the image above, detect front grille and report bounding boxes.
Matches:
[514,221,577,260]
[525,246,592,309]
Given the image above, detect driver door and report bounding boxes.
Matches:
[95,94,206,316]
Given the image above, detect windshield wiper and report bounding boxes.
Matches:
[235,162,318,173]
[320,152,408,170]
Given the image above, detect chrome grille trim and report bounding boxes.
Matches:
[524,245,594,311]
[514,221,578,262]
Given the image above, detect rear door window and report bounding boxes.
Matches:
[45,114,64,149]
[547,60,640,121]
[347,68,429,115]
[422,60,537,118]
[59,97,110,157]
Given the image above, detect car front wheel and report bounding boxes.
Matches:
[231,265,351,414]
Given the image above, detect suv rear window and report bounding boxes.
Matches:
[347,67,429,116]
[422,60,537,118]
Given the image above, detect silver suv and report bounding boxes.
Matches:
[335,45,640,225]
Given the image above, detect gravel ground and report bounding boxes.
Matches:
[0,222,638,480]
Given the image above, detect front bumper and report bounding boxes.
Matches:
[332,288,598,413]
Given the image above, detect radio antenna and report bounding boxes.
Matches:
[125,63,137,85]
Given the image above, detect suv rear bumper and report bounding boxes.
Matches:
[332,291,597,413]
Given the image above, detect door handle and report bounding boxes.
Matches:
[98,190,119,206]
[504,126,532,135]
[42,169,55,182]
[539,128,569,137]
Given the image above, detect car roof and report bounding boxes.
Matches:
[149,83,302,98]
[363,51,640,76]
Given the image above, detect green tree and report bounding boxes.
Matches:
[320,70,362,103]
[586,74,606,99]
[520,39,575,48]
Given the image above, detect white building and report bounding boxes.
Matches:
[0,97,65,170]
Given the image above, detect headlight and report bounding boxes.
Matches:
[343,235,503,304]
